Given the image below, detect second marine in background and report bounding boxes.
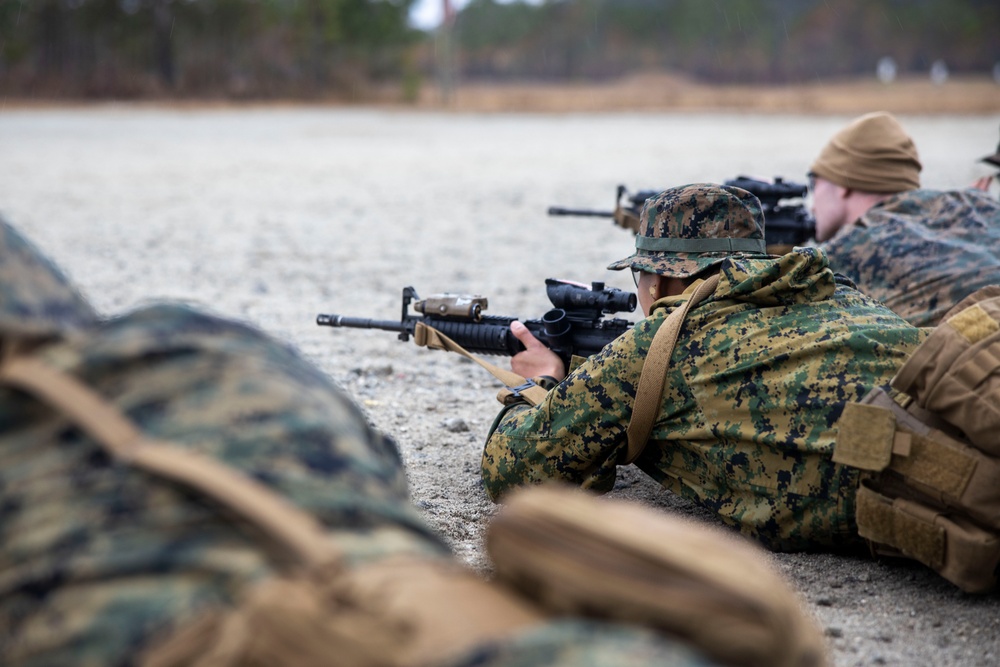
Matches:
[809,111,1000,327]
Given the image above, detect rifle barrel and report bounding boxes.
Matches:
[316,314,408,333]
[547,206,615,217]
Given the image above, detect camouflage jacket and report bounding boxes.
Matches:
[819,188,1000,327]
[483,248,926,551]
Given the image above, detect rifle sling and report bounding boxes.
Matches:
[413,322,550,405]
[625,274,720,465]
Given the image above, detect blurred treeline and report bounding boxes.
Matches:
[455,0,999,83]
[1,0,997,100]
[0,0,420,98]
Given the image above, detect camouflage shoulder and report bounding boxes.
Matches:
[0,216,98,340]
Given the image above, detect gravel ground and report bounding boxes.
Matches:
[1,105,999,666]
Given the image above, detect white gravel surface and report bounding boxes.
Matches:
[1,105,999,666]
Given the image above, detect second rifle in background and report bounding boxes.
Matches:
[549,176,816,255]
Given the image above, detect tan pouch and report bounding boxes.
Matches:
[892,290,1000,456]
[855,483,1000,594]
[142,564,409,667]
[487,485,828,667]
[834,388,1000,531]
[143,558,545,667]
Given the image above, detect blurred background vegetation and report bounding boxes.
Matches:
[0,0,998,101]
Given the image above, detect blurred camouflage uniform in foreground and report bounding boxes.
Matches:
[0,217,443,664]
[2,217,828,667]
[811,112,1000,328]
[820,189,1000,328]
[484,184,926,551]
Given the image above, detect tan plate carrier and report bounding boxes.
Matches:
[834,288,1000,593]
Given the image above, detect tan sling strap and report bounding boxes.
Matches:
[625,274,721,465]
[413,320,550,405]
[0,356,338,569]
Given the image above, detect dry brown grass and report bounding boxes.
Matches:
[416,73,1000,115]
[3,73,998,115]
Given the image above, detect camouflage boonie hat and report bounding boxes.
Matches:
[607,183,767,278]
[0,216,98,340]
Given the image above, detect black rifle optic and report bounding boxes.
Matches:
[317,279,636,368]
[548,175,817,253]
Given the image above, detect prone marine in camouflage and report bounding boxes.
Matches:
[819,189,1000,328]
[0,217,449,665]
[810,112,1000,328]
[0,215,734,667]
[483,184,925,551]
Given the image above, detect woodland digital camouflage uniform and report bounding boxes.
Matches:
[483,247,926,551]
[820,188,1000,328]
[0,217,722,667]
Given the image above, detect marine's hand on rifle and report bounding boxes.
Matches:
[510,321,566,381]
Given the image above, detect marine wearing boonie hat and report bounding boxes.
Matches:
[607,183,768,279]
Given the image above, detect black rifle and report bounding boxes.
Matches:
[317,279,636,368]
[548,175,817,252]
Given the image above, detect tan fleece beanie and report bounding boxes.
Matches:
[810,111,922,193]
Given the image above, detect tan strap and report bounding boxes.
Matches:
[955,340,1000,390]
[625,274,720,464]
[413,321,550,405]
[892,431,978,500]
[0,356,339,570]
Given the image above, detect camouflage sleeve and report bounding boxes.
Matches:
[482,323,658,501]
[820,189,1000,327]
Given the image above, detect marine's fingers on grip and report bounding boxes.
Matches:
[510,321,545,349]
